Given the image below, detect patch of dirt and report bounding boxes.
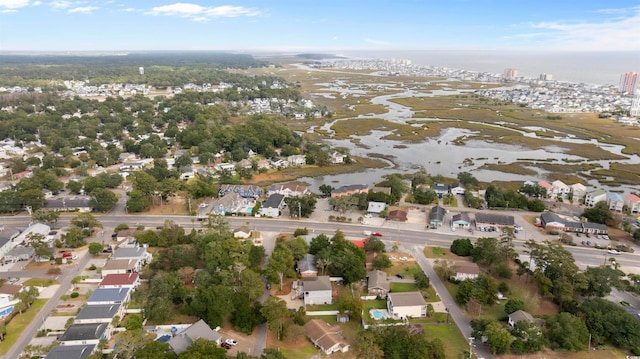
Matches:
[147,196,188,215]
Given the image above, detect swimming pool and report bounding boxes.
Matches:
[370,309,388,320]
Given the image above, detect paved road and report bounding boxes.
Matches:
[410,245,490,359]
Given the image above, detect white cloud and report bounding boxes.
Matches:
[526,6,640,50]
[120,7,135,12]
[0,0,30,9]
[31,1,41,5]
[1,8,17,12]
[147,2,259,21]
[50,0,71,9]
[68,5,97,13]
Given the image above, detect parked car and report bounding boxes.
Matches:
[396,274,405,279]
[221,342,232,349]
[225,339,238,346]
[103,247,113,253]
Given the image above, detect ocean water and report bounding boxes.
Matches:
[340,50,640,86]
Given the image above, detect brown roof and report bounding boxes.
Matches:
[388,292,427,307]
[455,261,480,275]
[100,273,139,286]
[387,206,408,221]
[102,259,137,271]
[303,319,346,351]
[0,284,22,295]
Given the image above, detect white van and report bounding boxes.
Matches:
[363,230,372,236]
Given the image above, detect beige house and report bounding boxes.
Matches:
[387,292,427,319]
[303,319,349,355]
[453,262,480,281]
[367,270,390,297]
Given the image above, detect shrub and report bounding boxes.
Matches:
[494,263,513,279]
[504,298,524,314]
[450,238,473,256]
[70,292,79,298]
[293,228,309,236]
[88,264,97,270]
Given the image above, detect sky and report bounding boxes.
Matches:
[1,0,640,52]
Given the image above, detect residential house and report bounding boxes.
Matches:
[387,292,428,319]
[453,262,480,281]
[287,154,306,167]
[0,236,11,262]
[449,182,466,196]
[508,310,536,328]
[537,180,554,198]
[111,247,152,271]
[552,180,570,199]
[233,226,252,239]
[330,152,346,164]
[451,213,471,229]
[179,167,196,181]
[268,182,309,198]
[86,288,131,306]
[303,276,332,306]
[570,183,587,202]
[210,192,241,216]
[429,206,446,228]
[256,159,270,170]
[433,183,449,198]
[331,184,368,198]
[3,246,34,263]
[370,186,392,196]
[366,201,386,215]
[0,284,21,319]
[58,323,110,346]
[119,161,145,172]
[44,198,92,212]
[367,270,390,297]
[475,213,515,231]
[297,253,318,277]
[387,206,408,222]
[259,193,285,217]
[585,189,607,207]
[238,159,253,169]
[625,194,640,214]
[99,273,140,289]
[218,184,263,198]
[44,344,96,359]
[270,157,289,168]
[303,319,350,355]
[251,231,264,246]
[168,319,222,355]
[75,304,123,324]
[100,259,138,277]
[607,193,624,212]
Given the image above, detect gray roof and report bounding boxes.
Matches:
[367,270,390,292]
[44,199,91,210]
[298,253,317,273]
[168,319,222,354]
[76,304,121,321]
[475,213,515,226]
[45,344,96,359]
[87,287,130,304]
[59,323,107,342]
[0,236,10,249]
[111,247,146,259]
[430,206,446,221]
[263,193,285,209]
[509,310,535,324]
[5,246,35,257]
[303,276,331,291]
[331,184,368,194]
[452,212,471,223]
[388,292,427,307]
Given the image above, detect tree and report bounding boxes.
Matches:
[126,190,150,212]
[355,330,384,359]
[238,269,264,301]
[31,208,59,224]
[414,271,430,289]
[261,296,289,340]
[134,341,177,359]
[364,237,385,253]
[308,234,330,255]
[372,253,392,270]
[16,286,39,309]
[283,237,309,261]
[66,179,83,194]
[450,238,473,256]
[511,321,544,353]
[115,329,156,359]
[457,171,479,189]
[62,227,87,248]
[545,312,589,351]
[504,298,524,314]
[261,348,287,359]
[319,184,334,198]
[284,194,317,218]
[88,242,103,256]
[265,244,294,291]
[124,314,143,330]
[71,213,102,229]
[89,188,118,212]
[178,338,227,359]
[582,201,613,225]
[580,266,624,297]
[580,298,640,349]
[484,321,513,354]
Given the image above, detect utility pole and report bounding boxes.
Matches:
[298,202,301,219]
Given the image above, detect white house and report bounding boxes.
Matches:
[303,276,332,306]
[570,183,587,202]
[453,262,480,281]
[303,319,349,355]
[287,154,306,167]
[330,152,346,164]
[387,292,427,319]
[449,182,466,195]
[551,180,570,199]
[608,193,624,212]
[58,323,110,346]
[259,194,285,217]
[625,194,640,214]
[585,189,607,207]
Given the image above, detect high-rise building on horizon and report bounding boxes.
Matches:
[620,72,638,95]
[503,68,518,81]
[139,67,144,75]
[539,73,553,81]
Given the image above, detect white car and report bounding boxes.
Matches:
[225,338,238,346]
[399,256,408,261]
[363,230,372,236]
[608,249,621,255]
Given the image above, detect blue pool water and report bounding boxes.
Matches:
[371,309,387,320]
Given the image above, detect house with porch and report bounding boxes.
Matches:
[259,193,285,217]
[387,292,427,319]
[44,345,96,359]
[303,276,332,306]
[58,323,110,346]
[607,193,624,212]
[367,270,390,297]
[303,319,349,355]
[585,189,607,207]
[429,206,446,228]
[451,212,471,229]
[625,193,640,214]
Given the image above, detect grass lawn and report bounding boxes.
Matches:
[364,300,387,310]
[390,282,418,292]
[384,261,422,279]
[420,322,470,359]
[305,303,340,311]
[23,278,59,287]
[423,246,465,260]
[0,299,46,355]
